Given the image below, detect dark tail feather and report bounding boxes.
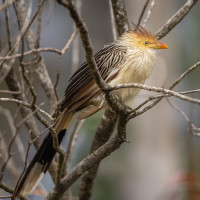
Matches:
[14,129,66,197]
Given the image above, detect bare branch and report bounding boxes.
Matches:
[142,0,156,27]
[137,0,150,27]
[0,181,28,200]
[109,83,200,107]
[0,47,62,61]
[3,0,12,50]
[46,132,127,200]
[0,106,25,162]
[70,0,82,75]
[0,97,53,120]
[0,0,45,84]
[0,128,20,182]
[1,1,198,199]
[77,1,129,198]
[109,0,117,40]
[0,90,22,94]
[63,120,85,176]
[0,0,31,83]
[0,0,14,12]
[170,61,200,89]
[35,0,43,48]
[57,0,105,91]
[20,61,37,107]
[166,98,200,136]
[128,61,200,118]
[156,0,198,40]
[3,4,42,151]
[15,0,57,114]
[180,89,200,95]
[110,0,129,36]
[0,138,19,181]
[60,28,79,57]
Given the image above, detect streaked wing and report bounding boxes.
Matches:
[61,42,126,112]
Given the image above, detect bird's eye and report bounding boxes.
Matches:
[144,41,148,45]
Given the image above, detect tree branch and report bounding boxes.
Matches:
[15,0,57,115]
[137,0,150,27]
[109,83,200,106]
[110,0,129,36]
[156,0,198,40]
[76,0,130,198]
[57,0,105,91]
[46,123,127,200]
[142,0,156,27]
[166,98,200,136]
[128,61,200,118]
[0,181,28,200]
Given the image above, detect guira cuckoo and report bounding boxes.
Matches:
[14,24,168,196]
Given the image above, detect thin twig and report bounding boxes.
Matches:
[137,0,150,27]
[17,103,45,128]
[3,0,12,50]
[53,72,61,118]
[63,120,85,176]
[71,0,82,77]
[20,62,37,107]
[0,47,62,61]
[2,1,43,156]
[57,0,105,90]
[46,134,127,200]
[109,83,200,106]
[0,137,19,181]
[131,88,200,114]
[170,61,200,89]
[0,181,28,200]
[128,61,200,118]
[166,98,200,136]
[0,106,25,162]
[14,128,42,198]
[15,0,57,115]
[0,97,53,120]
[60,28,79,57]
[0,0,15,12]
[35,0,43,48]
[180,89,200,95]
[0,0,45,83]
[0,127,20,182]
[142,0,156,27]
[0,101,37,182]
[156,0,198,40]
[0,90,22,94]
[109,0,117,40]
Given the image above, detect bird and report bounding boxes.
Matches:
[14,24,168,197]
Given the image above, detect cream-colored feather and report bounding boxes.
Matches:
[109,46,157,102]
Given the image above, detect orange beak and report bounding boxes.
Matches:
[153,41,168,49]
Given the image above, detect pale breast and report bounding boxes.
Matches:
[109,47,157,102]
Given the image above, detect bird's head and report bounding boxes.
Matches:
[118,24,168,50]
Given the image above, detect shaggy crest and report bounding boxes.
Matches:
[131,22,156,40]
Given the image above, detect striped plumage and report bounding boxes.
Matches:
[61,43,126,112]
[14,25,168,197]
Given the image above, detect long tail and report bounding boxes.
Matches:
[14,112,74,197]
